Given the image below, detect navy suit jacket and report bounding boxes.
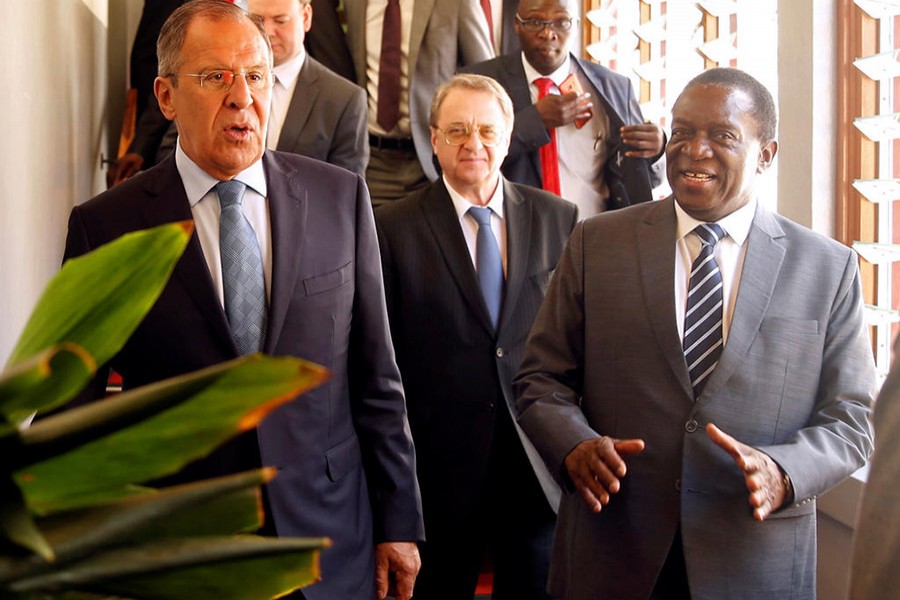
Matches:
[64,151,424,600]
[462,52,658,210]
[375,178,577,524]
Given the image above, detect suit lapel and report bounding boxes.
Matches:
[499,179,529,332]
[503,56,544,180]
[637,197,693,399]
[422,182,497,336]
[407,0,434,78]
[138,157,236,353]
[262,152,308,354]
[700,205,786,401]
[276,58,319,153]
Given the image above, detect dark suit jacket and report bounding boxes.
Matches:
[305,0,356,83]
[375,178,577,524]
[514,197,876,599]
[64,151,424,600]
[462,52,658,210]
[274,56,369,178]
[498,0,520,54]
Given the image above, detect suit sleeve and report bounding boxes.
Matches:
[326,85,370,179]
[347,177,425,543]
[760,250,876,505]
[458,0,495,65]
[513,222,600,485]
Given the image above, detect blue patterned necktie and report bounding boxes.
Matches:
[468,206,503,329]
[217,180,266,355]
[683,223,725,398]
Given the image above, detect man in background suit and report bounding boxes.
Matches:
[376,74,577,599]
[514,68,876,599]
[463,0,663,219]
[249,0,369,177]
[64,2,423,599]
[343,0,494,205]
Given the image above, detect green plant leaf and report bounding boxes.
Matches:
[15,356,329,514]
[0,474,53,562]
[0,471,273,587]
[0,344,95,427]
[8,536,329,600]
[5,223,192,413]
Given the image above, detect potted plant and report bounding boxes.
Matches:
[0,222,330,599]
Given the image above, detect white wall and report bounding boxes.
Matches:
[0,0,106,365]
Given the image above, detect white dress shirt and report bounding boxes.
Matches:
[673,198,757,344]
[445,174,508,278]
[365,0,414,137]
[522,53,610,218]
[175,141,272,305]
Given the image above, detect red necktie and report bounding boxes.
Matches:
[534,78,561,196]
[480,0,495,48]
[377,0,402,131]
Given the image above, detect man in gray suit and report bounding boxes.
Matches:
[514,68,876,599]
[249,0,368,177]
[343,0,494,205]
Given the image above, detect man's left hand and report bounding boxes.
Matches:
[375,542,421,600]
[621,123,665,159]
[706,423,791,521]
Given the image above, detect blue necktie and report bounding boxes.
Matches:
[469,206,503,329]
[217,180,266,355]
[683,223,725,398]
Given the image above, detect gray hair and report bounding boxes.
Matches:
[157,0,272,81]
[430,74,514,132]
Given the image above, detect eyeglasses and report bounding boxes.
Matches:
[173,69,271,92]
[434,123,506,147]
[515,14,574,33]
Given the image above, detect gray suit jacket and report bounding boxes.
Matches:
[514,197,876,599]
[343,0,494,180]
[275,56,369,178]
[850,334,900,599]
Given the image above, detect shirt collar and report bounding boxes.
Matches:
[273,47,306,88]
[175,140,268,206]
[674,196,757,246]
[444,174,505,220]
[521,52,572,88]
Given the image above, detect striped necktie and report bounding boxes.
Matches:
[683,223,725,398]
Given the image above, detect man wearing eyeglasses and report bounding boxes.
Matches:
[63,2,424,599]
[463,0,664,219]
[375,74,577,599]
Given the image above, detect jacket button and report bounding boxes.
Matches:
[496,347,505,358]
[675,478,681,492]
[685,419,699,433]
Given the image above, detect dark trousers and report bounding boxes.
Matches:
[413,407,556,600]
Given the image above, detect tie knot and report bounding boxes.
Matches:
[694,223,725,248]
[469,206,493,226]
[534,77,555,96]
[216,180,247,209]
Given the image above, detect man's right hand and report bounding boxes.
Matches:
[106,153,145,189]
[564,436,645,513]
[536,92,592,130]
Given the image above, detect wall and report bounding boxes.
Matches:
[0,0,142,366]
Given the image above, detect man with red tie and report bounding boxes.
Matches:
[463,0,664,219]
